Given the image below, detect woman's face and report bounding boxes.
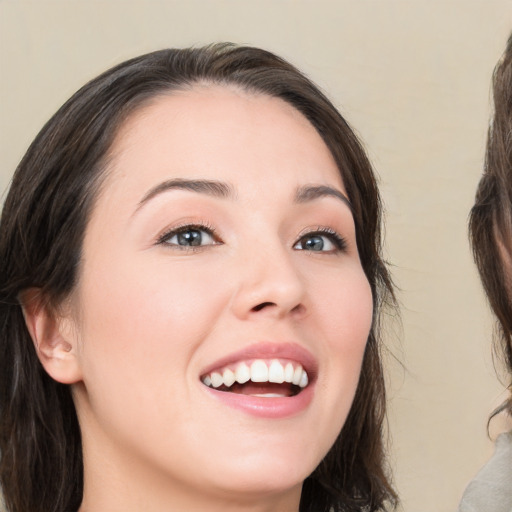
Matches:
[70,87,373,505]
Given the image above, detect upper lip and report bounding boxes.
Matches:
[200,341,318,381]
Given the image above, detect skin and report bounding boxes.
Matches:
[26,86,373,512]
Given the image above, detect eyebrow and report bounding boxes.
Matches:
[136,178,235,211]
[295,185,352,210]
[135,179,351,213]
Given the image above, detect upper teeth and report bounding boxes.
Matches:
[202,359,309,389]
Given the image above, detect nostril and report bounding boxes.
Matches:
[252,302,276,312]
[291,304,305,314]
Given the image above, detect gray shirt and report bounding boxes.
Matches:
[458,431,512,512]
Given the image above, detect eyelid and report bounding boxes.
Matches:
[156,221,221,246]
[294,226,348,252]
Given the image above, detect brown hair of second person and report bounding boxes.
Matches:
[470,33,512,417]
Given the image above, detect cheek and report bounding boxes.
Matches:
[309,264,373,401]
[293,264,372,461]
[75,255,230,390]
[314,265,373,351]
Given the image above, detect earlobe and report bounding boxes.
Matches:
[20,288,83,384]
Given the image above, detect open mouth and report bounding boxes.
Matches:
[201,359,309,398]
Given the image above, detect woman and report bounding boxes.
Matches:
[460,34,512,511]
[0,44,396,512]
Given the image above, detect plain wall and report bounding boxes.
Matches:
[1,1,512,511]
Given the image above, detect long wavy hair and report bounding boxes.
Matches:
[469,33,512,418]
[0,44,397,512]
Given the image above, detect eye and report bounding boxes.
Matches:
[293,229,347,253]
[158,224,219,248]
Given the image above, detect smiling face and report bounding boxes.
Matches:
[66,86,373,510]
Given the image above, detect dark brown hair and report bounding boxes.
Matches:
[0,44,397,512]
[469,33,512,417]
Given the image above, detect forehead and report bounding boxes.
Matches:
[103,86,345,203]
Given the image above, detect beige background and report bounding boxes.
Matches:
[1,1,512,511]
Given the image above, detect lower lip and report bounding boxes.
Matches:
[202,383,315,418]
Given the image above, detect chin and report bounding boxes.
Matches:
[200,447,318,497]
[209,469,307,501]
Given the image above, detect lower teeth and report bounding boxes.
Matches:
[251,393,287,398]
[205,382,301,397]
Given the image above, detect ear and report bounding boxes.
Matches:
[20,288,83,384]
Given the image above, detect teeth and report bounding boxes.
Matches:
[299,371,308,388]
[210,372,223,388]
[250,360,269,382]
[252,393,287,398]
[284,362,294,383]
[268,360,285,383]
[235,362,251,384]
[292,365,303,386]
[202,359,310,391]
[222,368,236,387]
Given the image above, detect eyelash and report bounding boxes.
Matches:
[157,221,221,250]
[156,222,348,253]
[295,227,348,253]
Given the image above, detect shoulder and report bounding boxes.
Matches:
[458,431,512,512]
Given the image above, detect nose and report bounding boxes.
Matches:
[230,243,307,320]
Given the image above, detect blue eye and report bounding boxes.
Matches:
[159,225,218,248]
[294,230,347,252]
